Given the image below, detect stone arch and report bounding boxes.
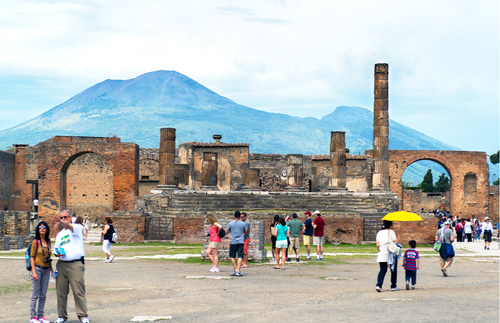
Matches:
[389,150,489,218]
[37,137,138,223]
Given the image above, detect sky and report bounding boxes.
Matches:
[0,0,498,155]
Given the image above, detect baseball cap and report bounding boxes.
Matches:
[313,210,320,215]
[304,211,311,216]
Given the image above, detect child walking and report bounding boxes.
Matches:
[402,240,420,290]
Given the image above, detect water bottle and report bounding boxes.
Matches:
[51,270,58,282]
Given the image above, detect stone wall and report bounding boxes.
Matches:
[489,185,499,224]
[102,211,146,243]
[0,151,14,210]
[402,189,450,214]
[392,218,438,245]
[0,211,31,250]
[12,145,38,212]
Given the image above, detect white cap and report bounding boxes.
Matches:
[313,210,320,215]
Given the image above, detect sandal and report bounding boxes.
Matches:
[273,266,280,269]
[281,267,285,270]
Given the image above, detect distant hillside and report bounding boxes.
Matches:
[0,70,468,183]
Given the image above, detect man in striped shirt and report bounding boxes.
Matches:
[402,240,420,290]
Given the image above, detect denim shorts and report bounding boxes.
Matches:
[276,240,288,249]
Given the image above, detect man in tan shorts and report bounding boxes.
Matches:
[288,213,304,262]
[303,211,313,260]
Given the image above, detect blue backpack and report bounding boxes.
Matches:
[25,240,39,271]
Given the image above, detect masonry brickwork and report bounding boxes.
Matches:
[402,189,450,214]
[102,211,146,243]
[0,151,15,210]
[12,145,39,212]
[0,211,31,250]
[489,185,499,224]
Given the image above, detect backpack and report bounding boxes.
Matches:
[111,226,118,243]
[218,228,226,238]
[25,239,39,271]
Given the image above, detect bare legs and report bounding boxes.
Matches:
[207,246,219,268]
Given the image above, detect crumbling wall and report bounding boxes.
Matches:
[489,185,499,225]
[12,145,38,211]
[0,151,14,210]
[402,189,450,214]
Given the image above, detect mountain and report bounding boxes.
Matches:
[0,70,469,183]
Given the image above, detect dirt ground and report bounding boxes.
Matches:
[1,245,499,323]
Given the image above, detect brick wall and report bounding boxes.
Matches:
[0,211,31,250]
[391,218,438,245]
[12,145,37,211]
[102,211,146,243]
[489,185,499,224]
[402,189,450,214]
[0,151,14,210]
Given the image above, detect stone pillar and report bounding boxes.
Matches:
[157,128,177,190]
[372,63,390,191]
[285,154,305,191]
[241,168,262,191]
[200,152,219,191]
[329,131,347,191]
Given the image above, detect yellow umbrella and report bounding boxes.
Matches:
[382,211,423,222]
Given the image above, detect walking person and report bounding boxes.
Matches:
[241,213,251,268]
[273,217,289,270]
[101,217,115,263]
[53,210,90,323]
[303,211,313,260]
[312,210,325,261]
[436,220,455,277]
[482,217,493,250]
[402,240,420,290]
[464,219,473,242]
[206,214,222,272]
[375,220,399,292]
[226,211,247,277]
[288,213,304,262]
[29,221,54,323]
[270,215,279,261]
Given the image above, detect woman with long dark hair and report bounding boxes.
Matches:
[375,220,399,292]
[29,221,53,323]
[270,215,280,261]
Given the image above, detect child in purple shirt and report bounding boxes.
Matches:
[402,240,420,290]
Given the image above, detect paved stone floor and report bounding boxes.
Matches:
[1,241,498,322]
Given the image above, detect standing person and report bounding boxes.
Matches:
[303,211,313,260]
[53,210,90,323]
[285,215,292,262]
[402,240,420,290]
[241,213,251,268]
[473,220,482,241]
[482,217,493,250]
[464,219,473,242]
[29,221,54,323]
[288,213,304,262]
[375,220,399,292]
[83,216,90,241]
[273,217,289,270]
[226,211,247,277]
[101,217,115,263]
[312,210,325,261]
[33,198,39,213]
[435,220,455,277]
[455,219,463,242]
[206,214,222,272]
[270,215,279,261]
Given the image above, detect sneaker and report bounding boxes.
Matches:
[406,281,410,290]
[391,287,399,291]
[306,257,311,260]
[286,258,291,262]
[319,258,323,261]
[30,318,40,323]
[109,255,115,263]
[235,271,243,277]
[104,258,110,263]
[314,258,321,261]
[442,268,448,277]
[209,267,216,272]
[411,285,415,290]
[484,246,487,249]
[230,271,237,276]
[80,318,90,323]
[487,247,490,250]
[272,258,276,261]
[55,319,67,323]
[375,286,382,292]
[38,317,50,323]
[214,267,220,272]
[296,258,300,262]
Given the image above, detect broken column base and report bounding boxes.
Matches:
[199,185,220,191]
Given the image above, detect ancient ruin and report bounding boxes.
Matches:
[0,63,497,257]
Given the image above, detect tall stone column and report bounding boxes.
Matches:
[200,152,219,190]
[157,128,177,190]
[329,131,347,191]
[372,63,390,191]
[285,154,305,191]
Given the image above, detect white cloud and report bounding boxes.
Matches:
[0,0,498,153]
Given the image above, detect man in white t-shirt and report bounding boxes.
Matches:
[53,210,90,323]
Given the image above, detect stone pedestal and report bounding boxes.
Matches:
[285,154,305,191]
[328,131,348,191]
[157,128,177,190]
[372,63,390,191]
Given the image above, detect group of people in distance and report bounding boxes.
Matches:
[438,213,496,250]
[29,210,90,323]
[205,210,326,275]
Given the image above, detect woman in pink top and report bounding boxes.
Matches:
[207,214,222,272]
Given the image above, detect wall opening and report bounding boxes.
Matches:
[464,172,478,204]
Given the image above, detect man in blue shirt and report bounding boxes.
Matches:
[226,211,247,277]
[303,211,314,260]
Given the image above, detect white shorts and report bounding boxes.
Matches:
[276,240,288,249]
[103,240,112,254]
[313,236,324,246]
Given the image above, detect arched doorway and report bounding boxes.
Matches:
[61,152,113,223]
[400,159,452,215]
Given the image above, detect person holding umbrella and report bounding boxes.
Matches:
[375,220,399,292]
